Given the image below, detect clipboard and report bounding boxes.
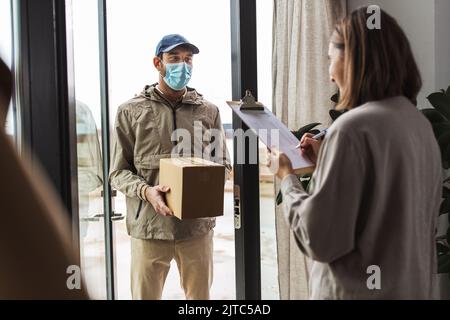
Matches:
[227,91,315,175]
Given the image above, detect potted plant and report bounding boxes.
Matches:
[421,86,450,278]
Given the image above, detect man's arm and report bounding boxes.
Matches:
[109,107,149,201]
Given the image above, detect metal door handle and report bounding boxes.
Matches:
[111,212,125,221]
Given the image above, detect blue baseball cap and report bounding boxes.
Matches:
[155,34,200,57]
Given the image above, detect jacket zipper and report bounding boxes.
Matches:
[172,107,178,146]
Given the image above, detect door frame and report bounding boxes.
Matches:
[17,0,80,260]
[230,0,262,301]
[98,0,116,300]
[18,0,264,300]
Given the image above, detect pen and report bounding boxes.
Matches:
[295,129,328,149]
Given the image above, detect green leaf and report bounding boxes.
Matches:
[438,132,450,168]
[432,122,450,138]
[331,91,340,104]
[446,86,450,98]
[422,109,447,125]
[440,198,450,215]
[292,123,321,140]
[443,144,450,169]
[300,123,321,133]
[428,92,450,121]
[300,174,313,190]
[438,131,450,153]
[443,187,450,197]
[276,190,283,206]
[437,242,450,255]
[438,253,450,274]
[330,109,345,122]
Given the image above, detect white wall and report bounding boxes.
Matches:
[436,0,450,91]
[348,0,450,108]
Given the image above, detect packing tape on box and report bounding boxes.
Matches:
[173,157,212,167]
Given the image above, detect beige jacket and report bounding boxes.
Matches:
[280,96,441,299]
[109,85,231,240]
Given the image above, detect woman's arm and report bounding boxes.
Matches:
[280,129,366,263]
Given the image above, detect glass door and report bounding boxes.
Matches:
[70,0,108,299]
[105,0,235,300]
[70,0,267,300]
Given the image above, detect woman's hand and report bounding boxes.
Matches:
[300,133,322,165]
[266,147,295,180]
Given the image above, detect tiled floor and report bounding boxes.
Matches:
[81,181,280,300]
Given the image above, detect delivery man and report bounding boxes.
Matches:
[109,34,231,300]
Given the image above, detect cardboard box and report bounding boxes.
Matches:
[159,157,226,220]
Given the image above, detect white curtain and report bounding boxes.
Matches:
[272,0,346,300]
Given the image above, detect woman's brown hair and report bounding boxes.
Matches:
[333,7,422,110]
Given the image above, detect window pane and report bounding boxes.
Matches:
[106,0,235,300]
[71,0,107,300]
[0,0,15,138]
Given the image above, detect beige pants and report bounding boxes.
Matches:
[130,230,214,300]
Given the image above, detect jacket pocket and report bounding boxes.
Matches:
[134,154,173,186]
[135,200,143,220]
[135,155,162,169]
[133,108,162,156]
[134,107,159,129]
[134,154,173,170]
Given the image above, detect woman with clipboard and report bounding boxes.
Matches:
[267,7,441,300]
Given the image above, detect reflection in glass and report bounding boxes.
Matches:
[76,100,103,237]
[71,0,107,300]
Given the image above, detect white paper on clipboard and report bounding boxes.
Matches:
[227,101,314,173]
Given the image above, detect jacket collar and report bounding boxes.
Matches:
[141,84,203,106]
